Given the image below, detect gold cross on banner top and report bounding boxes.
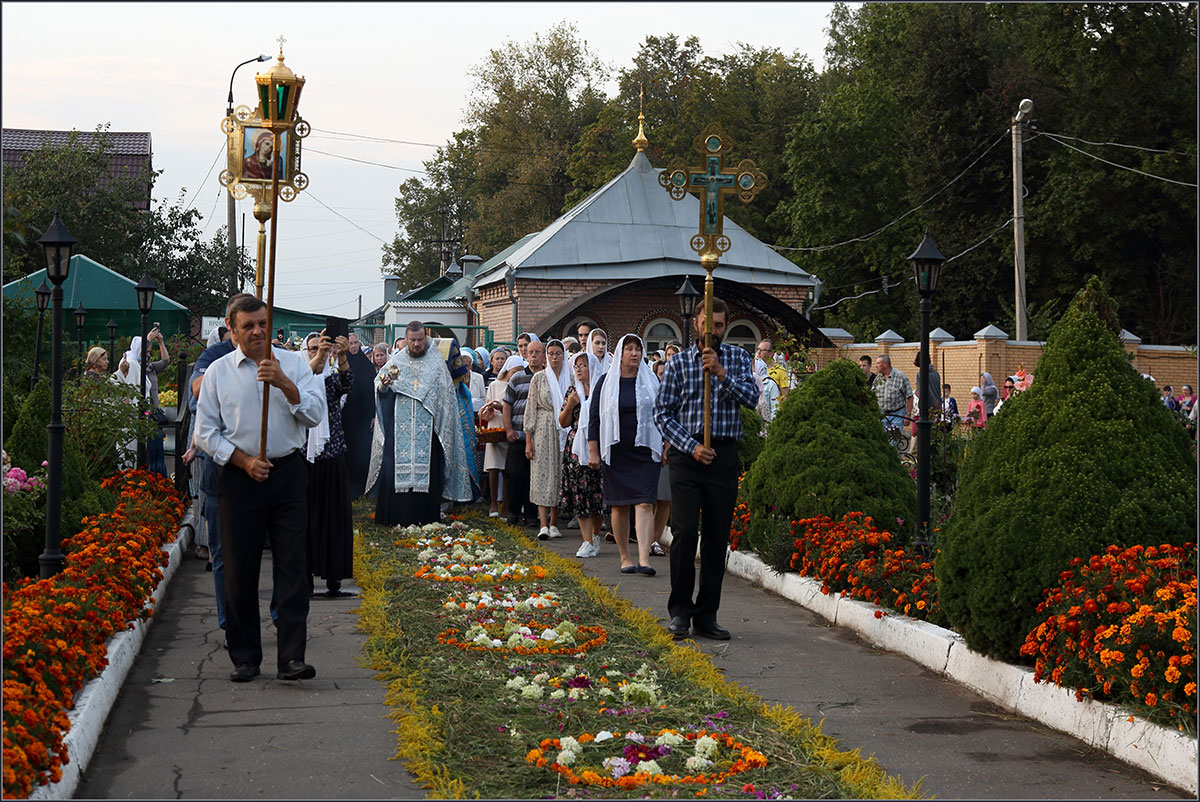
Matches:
[276,34,287,56]
[658,123,767,258]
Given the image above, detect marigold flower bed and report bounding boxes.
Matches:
[735,504,1198,732]
[2,469,187,799]
[1020,543,1197,731]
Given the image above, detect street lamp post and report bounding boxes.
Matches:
[675,276,701,351]
[1012,98,1033,341]
[106,317,118,368]
[908,231,946,552]
[37,213,77,579]
[31,279,51,390]
[226,54,270,295]
[135,274,157,467]
[73,303,88,365]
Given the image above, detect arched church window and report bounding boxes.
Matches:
[643,319,681,355]
[725,320,761,357]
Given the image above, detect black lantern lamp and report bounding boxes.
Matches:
[36,213,76,578]
[134,273,157,467]
[907,230,947,553]
[675,276,701,350]
[31,279,52,390]
[909,231,946,296]
[73,303,88,362]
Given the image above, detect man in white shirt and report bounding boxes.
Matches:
[195,295,327,683]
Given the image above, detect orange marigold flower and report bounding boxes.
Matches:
[1145,693,1158,707]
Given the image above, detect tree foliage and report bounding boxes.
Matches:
[742,358,917,572]
[383,10,1195,340]
[2,124,251,316]
[936,277,1197,661]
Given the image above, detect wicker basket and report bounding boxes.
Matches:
[476,429,508,444]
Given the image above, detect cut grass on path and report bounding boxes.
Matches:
[354,509,923,800]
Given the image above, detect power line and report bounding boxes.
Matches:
[770,128,1010,253]
[1033,128,1196,157]
[1042,133,1198,187]
[810,217,1014,311]
[183,143,225,214]
[305,192,391,244]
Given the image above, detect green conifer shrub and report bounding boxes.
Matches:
[738,405,766,474]
[936,277,1197,660]
[742,358,917,571]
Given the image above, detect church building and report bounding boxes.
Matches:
[469,119,829,352]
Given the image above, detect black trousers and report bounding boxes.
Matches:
[667,438,739,626]
[218,451,309,670]
[504,439,536,519]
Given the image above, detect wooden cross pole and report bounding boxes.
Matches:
[658,123,767,447]
[258,128,282,460]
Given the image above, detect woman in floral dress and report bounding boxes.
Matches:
[558,351,604,558]
[524,340,567,539]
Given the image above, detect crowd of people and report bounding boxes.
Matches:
[180,293,760,682]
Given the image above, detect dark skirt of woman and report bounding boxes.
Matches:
[375,394,445,527]
[146,429,168,477]
[601,443,660,506]
[307,454,354,584]
[559,449,605,519]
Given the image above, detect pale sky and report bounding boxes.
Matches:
[2,2,843,317]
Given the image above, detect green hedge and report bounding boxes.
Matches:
[936,277,1197,661]
[742,358,916,571]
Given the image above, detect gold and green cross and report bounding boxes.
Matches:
[658,123,767,258]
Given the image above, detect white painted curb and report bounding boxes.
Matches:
[29,502,196,801]
[664,529,1199,795]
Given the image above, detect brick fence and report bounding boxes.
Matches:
[811,325,1198,404]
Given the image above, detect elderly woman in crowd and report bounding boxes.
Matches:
[525,339,569,539]
[588,334,661,576]
[978,372,1000,416]
[484,347,509,388]
[83,346,109,379]
[114,329,171,475]
[559,351,604,557]
[480,353,522,517]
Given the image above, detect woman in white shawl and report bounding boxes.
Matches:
[524,339,566,539]
[587,334,662,575]
[587,329,612,375]
[557,351,604,558]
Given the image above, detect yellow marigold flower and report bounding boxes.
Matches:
[1145,692,1158,707]
[1172,626,1190,643]
[1165,666,1181,683]
[1131,664,1145,678]
[1184,682,1196,697]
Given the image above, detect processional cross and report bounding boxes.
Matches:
[658,123,767,447]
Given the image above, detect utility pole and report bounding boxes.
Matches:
[1012,98,1033,341]
[357,294,362,320]
[424,206,461,277]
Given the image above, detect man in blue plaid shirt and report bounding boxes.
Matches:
[654,297,759,641]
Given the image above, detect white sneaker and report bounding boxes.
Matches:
[548,526,563,539]
[576,541,600,558]
[488,511,499,518]
[537,527,550,540]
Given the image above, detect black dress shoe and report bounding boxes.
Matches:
[277,660,316,680]
[692,622,731,641]
[230,663,260,682]
[505,515,519,526]
[667,616,691,639]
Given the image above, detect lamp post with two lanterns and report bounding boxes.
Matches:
[134,274,157,467]
[73,303,88,364]
[908,230,947,552]
[107,317,118,368]
[31,279,51,390]
[37,213,77,579]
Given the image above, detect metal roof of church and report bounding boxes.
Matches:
[473,151,821,293]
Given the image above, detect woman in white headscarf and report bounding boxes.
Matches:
[114,330,172,475]
[587,334,662,575]
[480,353,524,516]
[524,339,567,539]
[558,351,604,557]
[302,331,356,597]
[587,329,612,375]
